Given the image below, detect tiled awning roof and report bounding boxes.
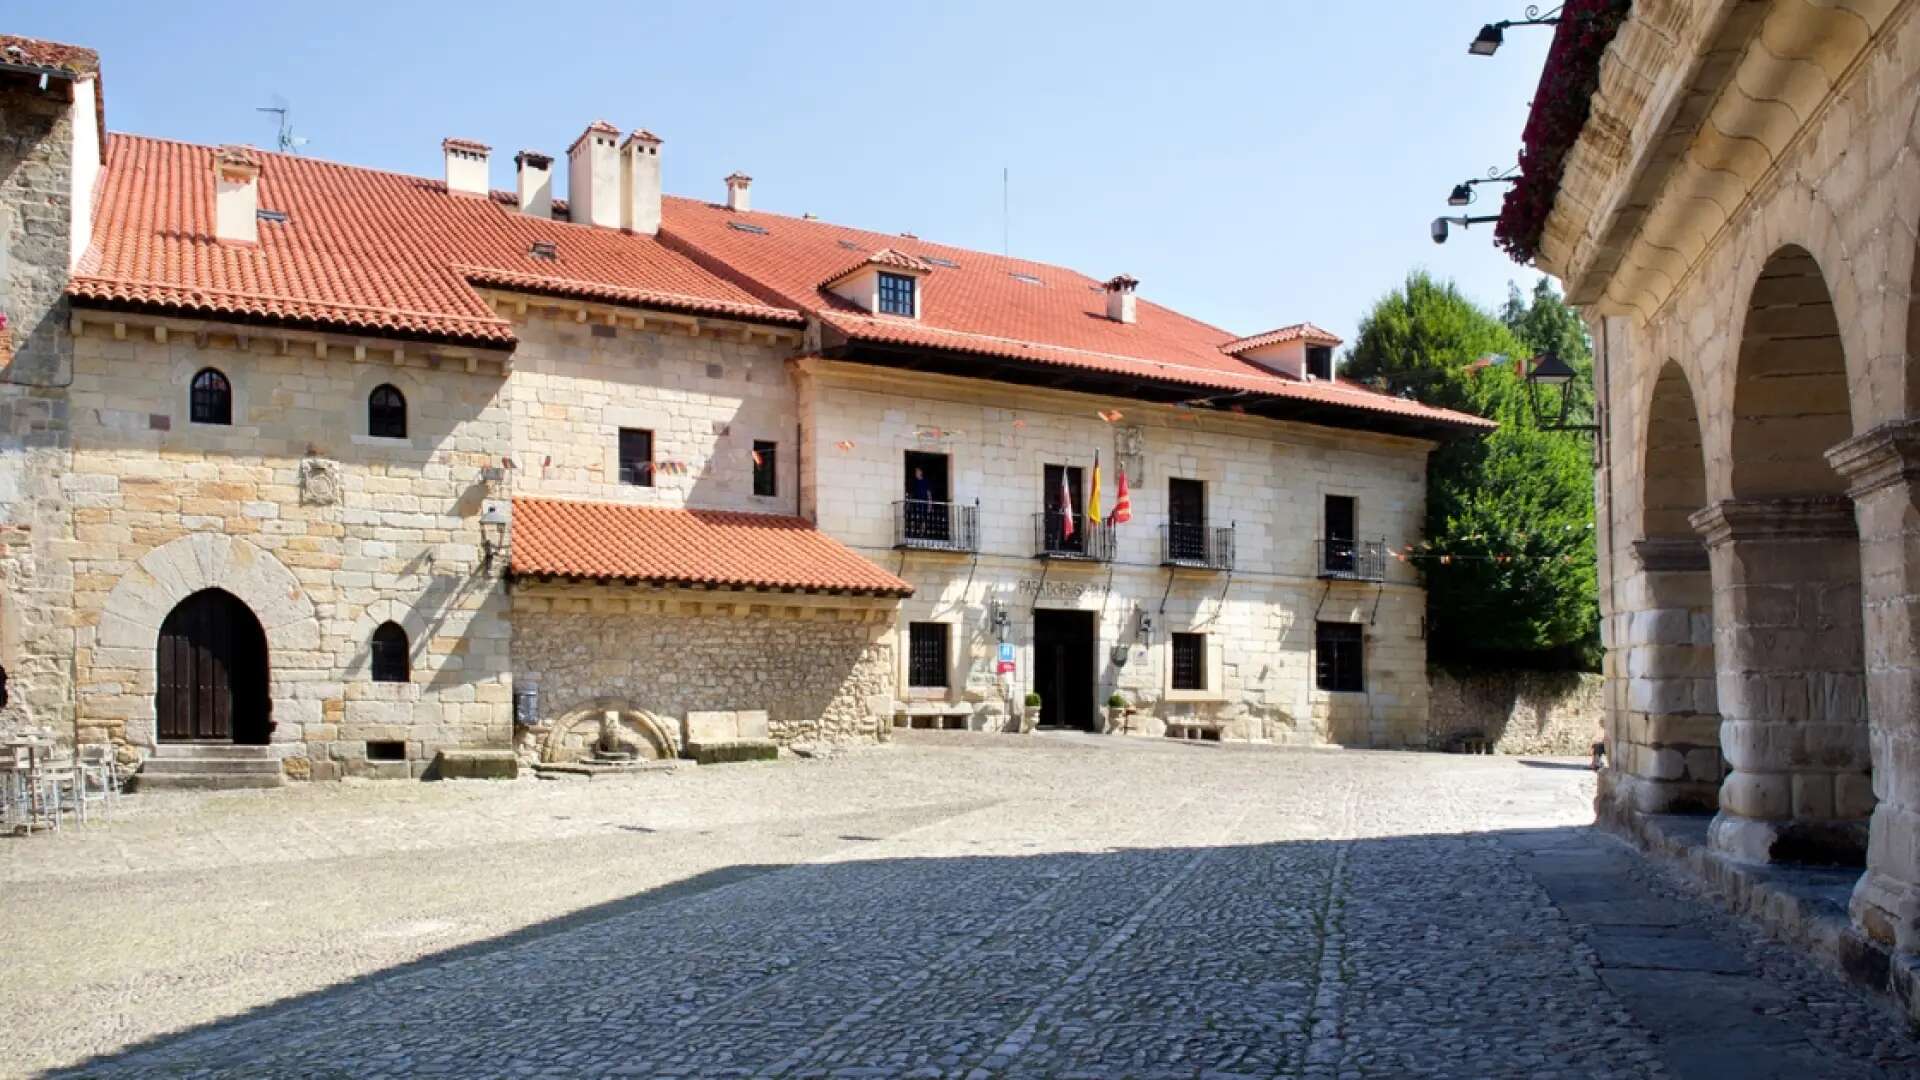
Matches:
[508,498,912,597]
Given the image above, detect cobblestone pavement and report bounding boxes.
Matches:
[5,733,1916,1078]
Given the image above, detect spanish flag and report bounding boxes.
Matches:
[1086,452,1102,525]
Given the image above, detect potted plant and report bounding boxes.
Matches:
[1021,690,1042,733]
[1105,692,1131,734]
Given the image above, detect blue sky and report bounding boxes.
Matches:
[14,1,1551,346]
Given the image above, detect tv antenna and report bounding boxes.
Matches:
[255,97,309,154]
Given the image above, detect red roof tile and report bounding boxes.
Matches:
[70,135,801,347]
[657,199,1487,432]
[0,34,99,76]
[508,498,913,596]
[1222,323,1343,353]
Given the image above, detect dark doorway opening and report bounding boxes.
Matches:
[1324,494,1357,575]
[156,588,271,744]
[1033,609,1096,731]
[903,450,952,543]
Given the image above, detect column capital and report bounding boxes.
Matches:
[1688,497,1856,549]
[1826,419,1920,500]
[1632,536,1709,572]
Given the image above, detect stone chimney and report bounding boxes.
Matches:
[725,172,752,213]
[567,120,621,229]
[442,138,490,197]
[514,150,553,218]
[620,129,663,235]
[1104,274,1139,325]
[213,145,261,245]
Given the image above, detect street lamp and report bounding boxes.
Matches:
[1469,5,1562,56]
[1447,167,1520,206]
[1523,351,1598,433]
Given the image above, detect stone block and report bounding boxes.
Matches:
[685,739,778,765]
[428,749,518,780]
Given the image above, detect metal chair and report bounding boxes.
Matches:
[2,744,61,832]
[75,743,120,814]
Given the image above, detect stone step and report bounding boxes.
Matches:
[132,770,285,792]
[151,743,277,759]
[141,756,283,776]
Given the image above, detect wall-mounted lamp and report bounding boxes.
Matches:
[991,604,1011,643]
[1523,351,1599,433]
[1430,214,1500,245]
[1447,167,1520,206]
[480,500,511,571]
[1469,5,1561,56]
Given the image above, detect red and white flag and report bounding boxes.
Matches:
[1058,468,1075,539]
[1111,466,1132,524]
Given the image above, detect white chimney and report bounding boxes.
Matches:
[724,172,752,213]
[213,145,261,245]
[1104,274,1139,325]
[442,138,490,196]
[567,121,622,229]
[514,150,553,218]
[621,129,663,235]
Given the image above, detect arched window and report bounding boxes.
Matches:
[190,368,232,425]
[368,383,407,439]
[370,621,410,683]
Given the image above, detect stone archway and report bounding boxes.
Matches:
[97,533,319,751]
[1618,360,1720,816]
[1696,244,1871,865]
[540,699,680,763]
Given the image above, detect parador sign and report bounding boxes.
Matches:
[1013,580,1108,601]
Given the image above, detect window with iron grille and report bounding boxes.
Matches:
[370,621,410,683]
[368,383,407,439]
[618,428,654,486]
[1316,622,1364,692]
[877,272,916,316]
[908,622,949,688]
[753,440,777,497]
[190,368,231,425]
[1171,632,1206,691]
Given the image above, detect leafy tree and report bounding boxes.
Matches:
[1347,273,1599,670]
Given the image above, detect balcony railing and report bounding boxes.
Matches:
[1318,538,1387,582]
[894,499,979,553]
[1032,511,1115,562]
[1161,522,1235,571]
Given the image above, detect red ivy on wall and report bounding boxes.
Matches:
[1495,0,1633,264]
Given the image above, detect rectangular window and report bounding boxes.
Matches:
[618,428,654,487]
[1324,494,1356,573]
[1316,622,1365,692]
[877,271,916,316]
[1171,632,1206,691]
[752,440,777,497]
[908,622,949,688]
[1168,477,1206,562]
[903,451,952,542]
[1306,345,1334,380]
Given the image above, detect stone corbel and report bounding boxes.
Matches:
[1632,535,1710,573]
[1825,419,1920,501]
[1687,496,1856,550]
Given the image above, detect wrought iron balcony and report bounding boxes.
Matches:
[893,499,979,553]
[1161,522,1235,571]
[1318,538,1387,582]
[1032,511,1115,562]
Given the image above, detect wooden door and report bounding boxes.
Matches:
[156,589,270,743]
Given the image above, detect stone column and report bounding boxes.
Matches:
[1611,537,1721,816]
[1690,497,1872,865]
[1828,421,1920,949]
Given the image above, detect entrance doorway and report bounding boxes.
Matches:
[1033,609,1096,731]
[156,588,271,744]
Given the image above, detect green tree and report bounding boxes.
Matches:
[1347,273,1599,669]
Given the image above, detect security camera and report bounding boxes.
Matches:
[1431,217,1450,245]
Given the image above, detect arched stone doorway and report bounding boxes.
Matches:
[1697,244,1871,865]
[156,589,271,744]
[1621,360,1719,815]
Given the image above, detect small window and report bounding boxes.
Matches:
[618,428,654,486]
[189,368,231,425]
[877,271,916,316]
[1316,622,1364,693]
[1171,632,1206,691]
[1306,345,1334,381]
[908,622,949,688]
[368,383,407,439]
[366,740,406,761]
[370,621,410,683]
[752,440,777,497]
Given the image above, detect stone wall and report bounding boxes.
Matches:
[799,361,1437,747]
[1427,668,1604,756]
[511,589,894,749]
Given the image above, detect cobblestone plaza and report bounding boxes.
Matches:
[5,734,1915,1078]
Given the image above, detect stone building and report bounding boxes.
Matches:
[1502,0,1920,1018]
[0,33,1485,785]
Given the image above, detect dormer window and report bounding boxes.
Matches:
[877,272,916,317]
[1307,345,1334,380]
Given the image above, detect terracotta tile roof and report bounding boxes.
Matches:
[69,135,801,347]
[508,498,913,596]
[0,34,99,77]
[820,247,933,288]
[1222,323,1343,353]
[657,199,1487,432]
